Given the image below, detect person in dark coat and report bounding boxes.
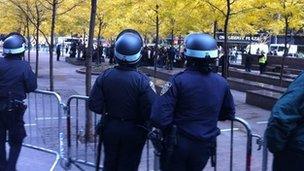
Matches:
[167,46,176,70]
[109,43,115,65]
[0,33,37,171]
[89,29,156,171]
[56,44,61,61]
[265,71,304,171]
[244,54,252,72]
[70,42,77,58]
[151,33,235,171]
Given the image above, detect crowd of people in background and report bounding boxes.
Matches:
[58,40,188,70]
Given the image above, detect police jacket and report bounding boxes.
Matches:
[88,66,156,123]
[266,71,304,153]
[151,67,235,141]
[0,56,37,100]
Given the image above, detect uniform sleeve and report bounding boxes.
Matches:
[265,87,304,153]
[139,77,157,122]
[151,78,178,129]
[88,76,104,114]
[218,86,235,121]
[23,63,37,93]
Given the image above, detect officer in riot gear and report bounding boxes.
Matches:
[0,33,37,171]
[89,29,156,171]
[151,33,235,171]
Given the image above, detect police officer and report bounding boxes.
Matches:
[151,33,235,171]
[265,71,304,171]
[0,33,37,171]
[88,29,156,171]
[258,51,267,74]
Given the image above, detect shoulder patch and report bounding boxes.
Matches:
[149,81,156,93]
[160,82,172,96]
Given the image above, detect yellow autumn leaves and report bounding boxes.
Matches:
[0,0,303,39]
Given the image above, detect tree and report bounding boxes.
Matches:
[203,0,263,78]
[40,0,84,91]
[261,0,304,84]
[84,0,97,139]
[0,1,26,33]
[5,0,84,90]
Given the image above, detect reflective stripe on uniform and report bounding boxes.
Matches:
[259,55,267,64]
[185,49,218,58]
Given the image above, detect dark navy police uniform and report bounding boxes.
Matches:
[0,56,37,171]
[89,66,156,171]
[151,67,235,171]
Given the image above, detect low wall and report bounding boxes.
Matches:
[242,54,304,70]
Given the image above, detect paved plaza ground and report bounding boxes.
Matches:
[9,52,274,171]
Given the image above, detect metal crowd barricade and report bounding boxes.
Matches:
[64,94,264,171]
[23,89,65,171]
[262,133,269,171]
[228,117,263,171]
[65,95,154,170]
[65,95,100,169]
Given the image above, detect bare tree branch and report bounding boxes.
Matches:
[57,0,85,15]
[204,0,226,17]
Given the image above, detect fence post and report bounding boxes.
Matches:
[262,133,268,171]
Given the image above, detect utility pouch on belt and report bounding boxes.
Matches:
[7,100,27,112]
[148,128,164,156]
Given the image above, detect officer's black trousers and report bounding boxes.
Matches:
[103,120,146,171]
[273,149,304,171]
[161,134,211,171]
[259,63,266,74]
[0,109,26,171]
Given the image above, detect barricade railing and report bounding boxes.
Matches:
[262,133,268,171]
[64,94,264,171]
[65,95,153,170]
[23,89,65,171]
[23,91,264,170]
[228,117,263,171]
[65,95,100,169]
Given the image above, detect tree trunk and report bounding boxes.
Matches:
[222,0,230,78]
[35,24,40,78]
[26,18,31,62]
[96,19,102,65]
[85,0,97,141]
[178,35,182,57]
[213,20,217,39]
[83,30,86,47]
[280,16,289,86]
[49,0,57,91]
[154,4,159,79]
[171,28,174,46]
